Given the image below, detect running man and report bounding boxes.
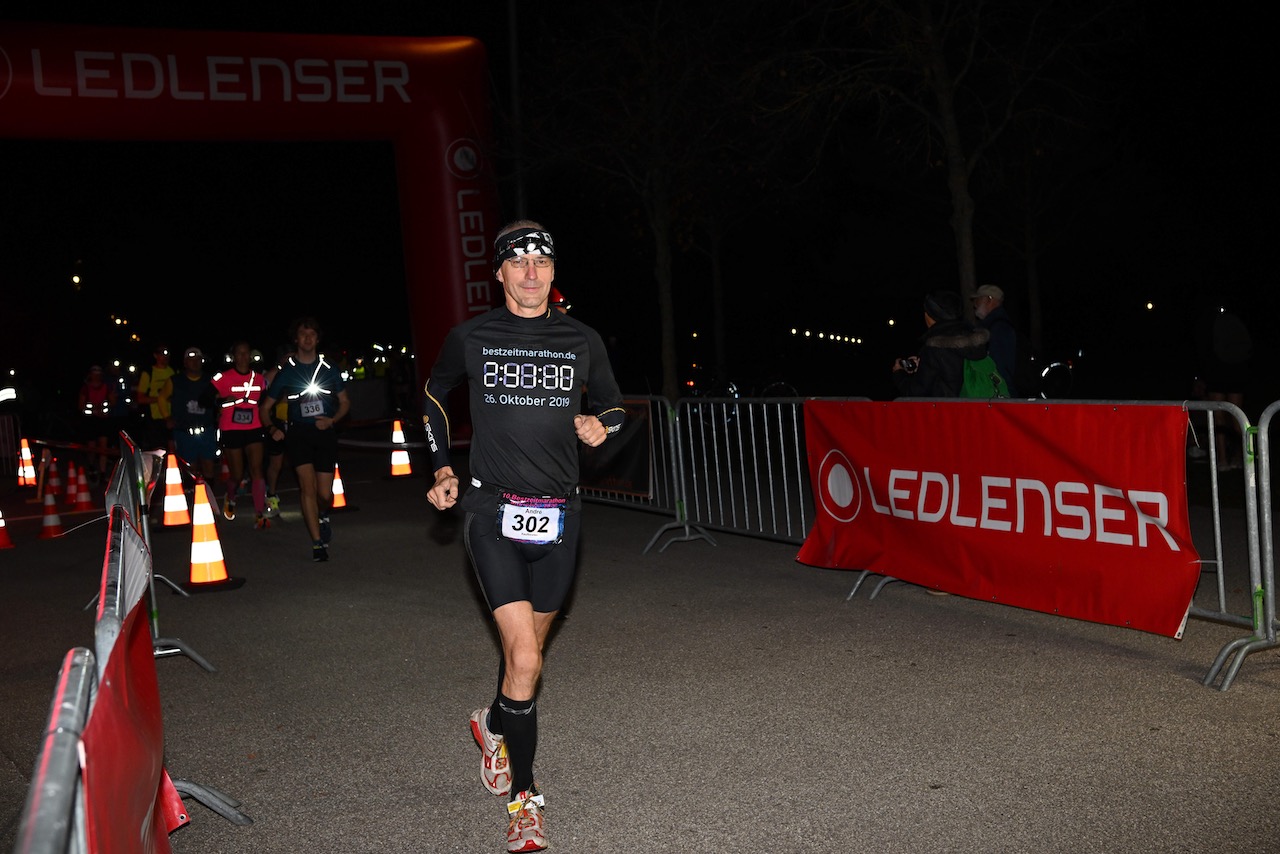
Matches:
[423,220,624,853]
[165,347,219,493]
[260,318,350,562]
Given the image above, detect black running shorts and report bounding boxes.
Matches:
[283,426,338,472]
[463,507,581,613]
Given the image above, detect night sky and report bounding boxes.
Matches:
[2,5,1275,420]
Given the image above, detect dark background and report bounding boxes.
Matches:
[1,4,1274,428]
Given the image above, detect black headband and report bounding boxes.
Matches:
[492,228,556,272]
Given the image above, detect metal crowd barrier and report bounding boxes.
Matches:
[14,648,95,854]
[588,394,1274,689]
[1202,399,1278,690]
[579,395,680,514]
[15,433,250,851]
[865,397,1265,690]
[668,396,831,548]
[581,396,866,552]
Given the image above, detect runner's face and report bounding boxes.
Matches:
[232,344,252,372]
[295,326,319,355]
[497,254,554,317]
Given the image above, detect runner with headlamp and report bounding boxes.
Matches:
[423,220,624,853]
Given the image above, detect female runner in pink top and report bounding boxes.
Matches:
[212,341,269,527]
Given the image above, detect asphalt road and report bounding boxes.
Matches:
[2,447,1279,853]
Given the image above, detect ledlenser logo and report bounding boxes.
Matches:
[445,138,481,180]
[817,449,861,523]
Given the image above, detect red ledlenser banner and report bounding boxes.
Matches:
[797,401,1201,637]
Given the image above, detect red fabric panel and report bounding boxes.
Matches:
[81,602,186,852]
[798,401,1201,637]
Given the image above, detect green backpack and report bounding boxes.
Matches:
[960,355,1009,399]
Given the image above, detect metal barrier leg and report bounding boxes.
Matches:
[171,778,253,826]
[845,572,901,601]
[1204,635,1279,691]
[845,570,872,600]
[154,637,217,673]
[643,519,717,554]
[869,576,901,599]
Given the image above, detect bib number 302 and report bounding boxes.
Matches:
[498,503,564,544]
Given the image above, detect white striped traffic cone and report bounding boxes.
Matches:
[162,455,191,526]
[390,420,412,476]
[183,478,244,592]
[38,492,65,539]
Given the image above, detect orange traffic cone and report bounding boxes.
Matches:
[38,492,64,539]
[390,420,412,476]
[45,457,63,500]
[72,466,94,511]
[162,455,191,526]
[65,461,81,508]
[332,464,347,509]
[0,509,14,548]
[183,478,245,593]
[18,439,36,487]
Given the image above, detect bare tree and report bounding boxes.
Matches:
[753,0,1136,311]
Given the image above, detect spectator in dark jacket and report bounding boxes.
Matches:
[892,290,989,397]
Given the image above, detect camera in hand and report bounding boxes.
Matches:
[898,357,918,374]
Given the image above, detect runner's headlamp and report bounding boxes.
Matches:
[493,228,556,272]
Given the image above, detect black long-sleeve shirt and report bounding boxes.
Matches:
[422,306,625,498]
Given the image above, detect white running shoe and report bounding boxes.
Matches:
[469,706,511,796]
[506,787,546,853]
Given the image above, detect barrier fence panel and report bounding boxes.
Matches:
[578,396,710,552]
[580,396,678,514]
[14,647,95,854]
[643,397,870,551]
[1176,401,1263,634]
[82,505,190,852]
[584,393,1271,687]
[675,396,809,544]
[15,438,251,849]
[1202,398,1278,690]
[814,397,1263,689]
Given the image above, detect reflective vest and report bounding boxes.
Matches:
[138,364,175,419]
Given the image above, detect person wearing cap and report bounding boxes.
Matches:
[76,364,118,483]
[260,317,350,562]
[971,284,1019,397]
[423,219,624,853]
[164,347,219,490]
[892,289,991,397]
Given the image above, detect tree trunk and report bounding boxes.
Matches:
[709,229,727,386]
[919,1,979,306]
[648,186,680,403]
[1024,216,1043,357]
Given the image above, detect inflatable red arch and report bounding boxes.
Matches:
[0,21,501,397]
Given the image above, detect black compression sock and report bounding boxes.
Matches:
[496,693,537,796]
